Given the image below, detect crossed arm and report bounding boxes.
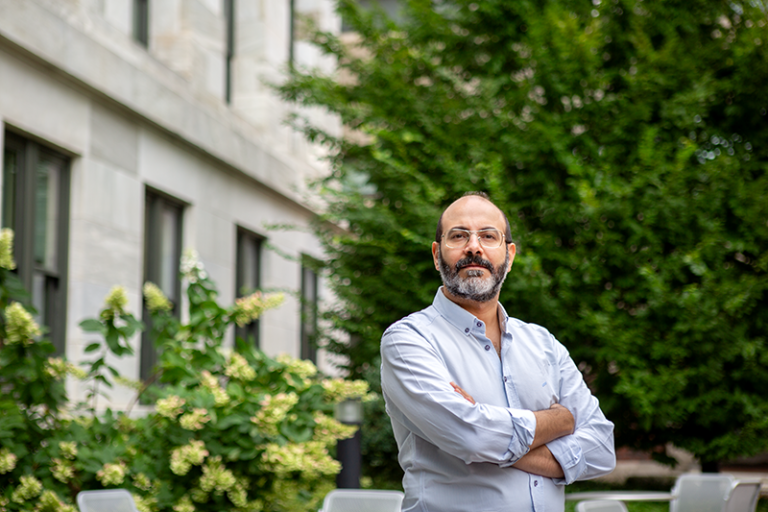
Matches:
[451,381,573,478]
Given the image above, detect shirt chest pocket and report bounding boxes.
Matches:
[506,345,558,411]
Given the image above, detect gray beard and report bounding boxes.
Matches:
[438,247,510,303]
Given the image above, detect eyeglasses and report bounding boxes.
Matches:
[442,228,505,249]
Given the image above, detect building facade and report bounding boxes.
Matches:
[0,0,341,408]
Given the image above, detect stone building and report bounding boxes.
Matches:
[0,0,341,408]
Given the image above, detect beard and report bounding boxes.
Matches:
[438,246,510,303]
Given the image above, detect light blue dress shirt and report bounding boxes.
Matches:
[381,288,616,512]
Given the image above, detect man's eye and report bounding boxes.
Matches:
[480,232,499,241]
[449,232,468,240]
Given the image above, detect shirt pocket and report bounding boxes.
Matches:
[507,345,558,411]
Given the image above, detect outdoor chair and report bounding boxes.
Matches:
[319,489,404,512]
[76,489,140,512]
[725,482,762,512]
[576,499,629,512]
[669,473,735,512]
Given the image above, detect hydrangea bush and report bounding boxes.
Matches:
[0,235,372,512]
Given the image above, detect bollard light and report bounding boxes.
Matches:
[335,398,363,489]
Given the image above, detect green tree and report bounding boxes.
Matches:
[278,0,768,473]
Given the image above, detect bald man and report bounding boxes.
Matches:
[380,193,615,512]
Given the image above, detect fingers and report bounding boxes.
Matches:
[450,381,476,405]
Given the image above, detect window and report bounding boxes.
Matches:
[224,0,235,104]
[341,0,401,32]
[133,0,149,47]
[300,258,318,363]
[140,188,183,381]
[2,131,71,353]
[235,227,262,347]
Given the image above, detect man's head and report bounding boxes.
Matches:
[432,193,516,304]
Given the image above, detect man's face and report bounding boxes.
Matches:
[431,196,516,304]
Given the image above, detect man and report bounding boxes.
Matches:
[380,193,615,512]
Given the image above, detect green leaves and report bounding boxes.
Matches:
[279,0,768,471]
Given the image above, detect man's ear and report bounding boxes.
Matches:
[508,243,516,271]
[432,242,440,271]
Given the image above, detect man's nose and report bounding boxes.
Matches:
[464,233,484,253]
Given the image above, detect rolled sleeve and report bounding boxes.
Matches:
[547,435,585,484]
[500,408,536,466]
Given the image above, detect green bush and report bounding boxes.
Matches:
[0,231,370,512]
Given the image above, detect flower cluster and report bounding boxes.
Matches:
[0,228,16,270]
[199,456,236,496]
[172,495,196,512]
[232,291,284,327]
[224,353,256,381]
[170,440,209,476]
[44,358,87,380]
[312,412,358,447]
[96,461,127,486]
[201,371,230,406]
[11,475,42,504]
[181,249,208,284]
[59,441,78,460]
[277,354,318,379]
[132,472,152,492]
[36,490,76,512]
[4,302,41,345]
[179,408,210,430]
[101,285,128,320]
[0,448,18,474]
[321,378,375,403]
[250,392,299,436]
[156,395,186,419]
[51,458,75,483]
[133,493,158,512]
[261,441,341,479]
[143,282,173,313]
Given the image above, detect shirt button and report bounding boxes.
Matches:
[464,328,470,333]
[485,345,491,351]
[503,376,507,382]
[476,322,482,327]
[534,480,539,487]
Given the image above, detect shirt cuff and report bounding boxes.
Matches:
[547,435,584,485]
[500,408,536,466]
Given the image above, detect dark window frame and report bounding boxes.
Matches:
[235,226,263,348]
[300,256,319,363]
[133,0,149,47]
[140,187,184,381]
[2,130,71,354]
[224,0,236,104]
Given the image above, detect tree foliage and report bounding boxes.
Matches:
[278,0,768,470]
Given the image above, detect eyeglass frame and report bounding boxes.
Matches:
[440,228,507,249]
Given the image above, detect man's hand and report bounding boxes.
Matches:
[513,445,565,479]
[450,382,475,404]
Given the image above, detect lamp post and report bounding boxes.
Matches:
[335,398,363,489]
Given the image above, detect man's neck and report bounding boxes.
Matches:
[441,287,500,330]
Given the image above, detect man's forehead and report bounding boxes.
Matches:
[442,196,506,228]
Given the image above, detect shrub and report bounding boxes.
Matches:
[0,236,370,512]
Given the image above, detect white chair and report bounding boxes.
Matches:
[670,473,735,512]
[76,489,140,512]
[319,489,404,512]
[725,482,761,512]
[576,499,629,512]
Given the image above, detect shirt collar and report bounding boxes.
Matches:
[433,287,511,335]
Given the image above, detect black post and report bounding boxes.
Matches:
[336,428,362,489]
[335,399,363,489]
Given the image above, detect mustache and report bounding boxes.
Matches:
[455,255,493,273]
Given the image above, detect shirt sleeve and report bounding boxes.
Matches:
[547,338,616,484]
[381,325,537,465]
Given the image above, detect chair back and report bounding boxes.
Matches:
[725,482,761,512]
[575,499,629,512]
[320,489,404,512]
[670,473,735,512]
[77,489,139,512]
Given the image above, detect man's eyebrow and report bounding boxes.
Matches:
[447,226,497,231]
